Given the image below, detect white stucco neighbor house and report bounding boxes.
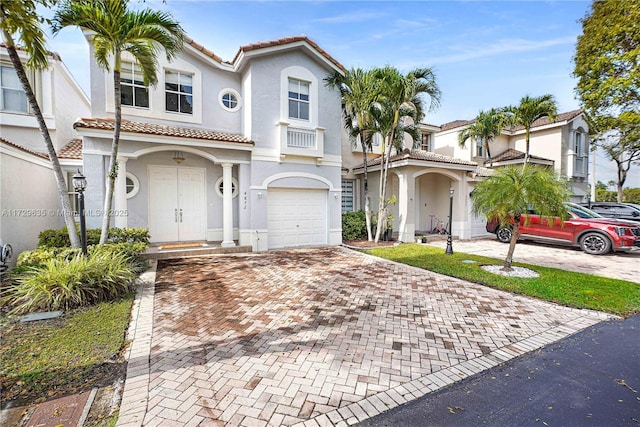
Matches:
[341,109,590,243]
[75,35,345,251]
[0,45,90,261]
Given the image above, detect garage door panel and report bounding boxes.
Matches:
[268,189,328,249]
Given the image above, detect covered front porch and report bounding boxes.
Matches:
[354,150,487,242]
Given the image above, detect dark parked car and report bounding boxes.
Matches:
[486,203,640,255]
[580,202,640,222]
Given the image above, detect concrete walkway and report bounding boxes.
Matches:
[117,247,614,426]
[427,238,640,283]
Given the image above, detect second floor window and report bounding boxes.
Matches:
[288,78,309,120]
[1,65,28,113]
[475,137,486,158]
[165,70,193,114]
[121,62,149,108]
[421,133,432,151]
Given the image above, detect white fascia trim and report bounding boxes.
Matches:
[251,171,339,191]
[183,43,235,72]
[354,159,476,174]
[75,128,254,152]
[510,120,569,136]
[83,146,251,165]
[59,159,83,167]
[233,42,344,74]
[0,145,52,169]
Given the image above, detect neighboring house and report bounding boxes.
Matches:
[0,45,90,262]
[75,35,344,250]
[341,110,590,242]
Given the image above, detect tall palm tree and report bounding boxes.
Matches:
[53,0,185,244]
[458,108,508,167]
[1,0,80,247]
[372,66,441,242]
[471,165,570,270]
[325,68,381,241]
[504,94,558,165]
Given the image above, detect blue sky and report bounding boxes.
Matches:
[42,0,638,188]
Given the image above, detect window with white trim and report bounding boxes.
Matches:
[121,62,149,108]
[573,130,587,176]
[420,133,432,151]
[0,65,28,112]
[126,173,140,199]
[165,70,193,114]
[475,137,486,158]
[218,88,241,112]
[288,78,310,120]
[342,180,354,213]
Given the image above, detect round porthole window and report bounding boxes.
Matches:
[125,173,139,198]
[218,89,242,112]
[215,176,239,198]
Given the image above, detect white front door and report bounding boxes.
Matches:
[149,166,206,242]
[267,189,327,249]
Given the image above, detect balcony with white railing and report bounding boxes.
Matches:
[277,121,324,158]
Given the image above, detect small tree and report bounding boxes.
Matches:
[54,0,185,244]
[458,108,508,167]
[471,165,570,271]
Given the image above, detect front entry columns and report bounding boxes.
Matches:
[398,171,416,242]
[221,163,235,247]
[113,157,128,228]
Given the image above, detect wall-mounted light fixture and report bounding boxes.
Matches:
[257,192,263,199]
[172,151,185,164]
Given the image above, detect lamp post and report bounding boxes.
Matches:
[72,170,88,256]
[445,187,454,255]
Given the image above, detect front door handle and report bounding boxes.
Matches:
[180,209,183,223]
[175,208,178,223]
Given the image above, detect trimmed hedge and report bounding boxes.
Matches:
[342,210,367,241]
[38,227,150,248]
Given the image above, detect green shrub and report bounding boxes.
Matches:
[342,210,367,241]
[38,227,150,248]
[2,252,135,314]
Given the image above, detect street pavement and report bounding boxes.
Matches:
[358,313,640,426]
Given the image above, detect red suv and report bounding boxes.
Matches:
[486,203,640,255]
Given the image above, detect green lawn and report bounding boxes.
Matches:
[366,244,640,317]
[0,294,134,406]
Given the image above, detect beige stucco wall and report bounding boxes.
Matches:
[0,153,62,266]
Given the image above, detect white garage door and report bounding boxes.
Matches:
[268,189,327,249]
[471,211,491,238]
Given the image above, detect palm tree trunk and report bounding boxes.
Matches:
[99,69,123,244]
[485,141,493,167]
[374,135,394,243]
[503,218,520,271]
[359,130,373,241]
[3,33,80,248]
[523,128,531,165]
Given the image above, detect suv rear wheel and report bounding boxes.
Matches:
[496,227,512,243]
[580,232,612,255]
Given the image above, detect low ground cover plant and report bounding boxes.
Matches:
[366,244,640,316]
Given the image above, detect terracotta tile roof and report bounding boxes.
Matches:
[58,139,83,159]
[184,37,225,64]
[509,109,583,132]
[485,148,553,165]
[0,137,49,159]
[439,119,474,132]
[233,36,345,72]
[74,118,253,145]
[354,149,477,170]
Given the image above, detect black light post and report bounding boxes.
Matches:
[72,170,88,256]
[445,187,454,255]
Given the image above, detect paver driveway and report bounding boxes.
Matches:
[117,247,612,427]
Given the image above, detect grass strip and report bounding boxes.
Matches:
[0,294,134,405]
[366,244,640,316]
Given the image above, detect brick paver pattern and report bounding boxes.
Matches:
[133,247,610,426]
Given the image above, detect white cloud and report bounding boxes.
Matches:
[312,11,386,24]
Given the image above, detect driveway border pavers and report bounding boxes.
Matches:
[116,248,614,427]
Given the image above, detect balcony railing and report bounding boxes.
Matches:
[287,127,316,149]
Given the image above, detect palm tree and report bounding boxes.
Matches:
[471,165,570,270]
[325,68,381,241]
[504,94,558,165]
[458,108,508,167]
[53,0,185,244]
[372,66,441,242]
[1,0,81,247]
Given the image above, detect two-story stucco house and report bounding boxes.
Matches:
[75,36,344,251]
[341,109,590,243]
[0,45,90,260]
